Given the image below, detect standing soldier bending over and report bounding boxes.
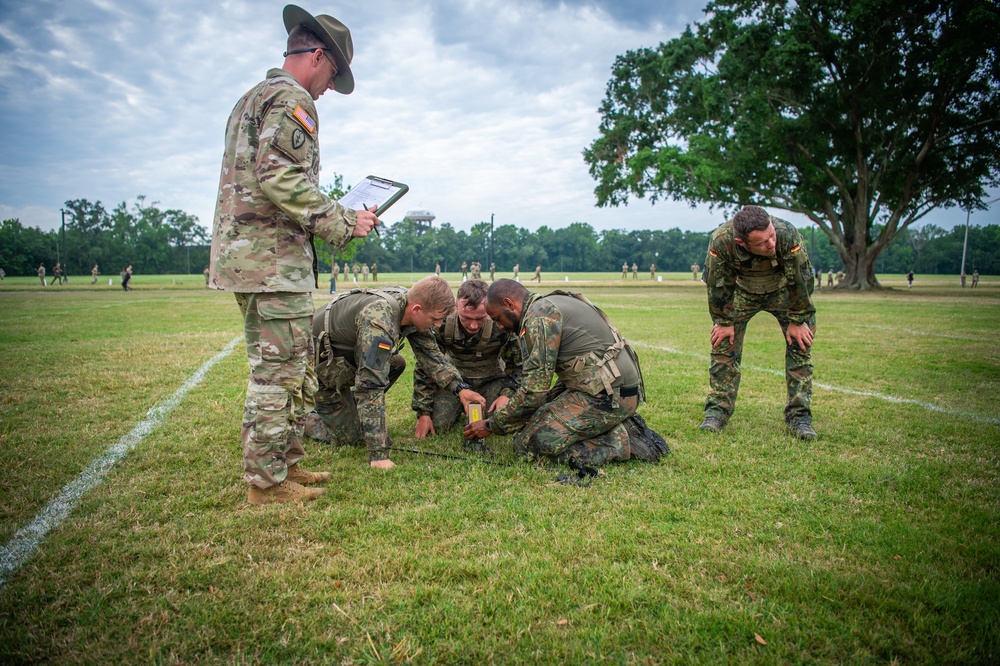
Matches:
[413,279,522,440]
[305,275,485,468]
[698,205,817,440]
[465,279,668,465]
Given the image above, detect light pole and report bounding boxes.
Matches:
[489,213,494,271]
[59,208,67,281]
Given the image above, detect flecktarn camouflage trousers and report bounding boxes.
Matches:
[308,354,406,449]
[235,292,316,489]
[515,384,638,466]
[704,288,814,424]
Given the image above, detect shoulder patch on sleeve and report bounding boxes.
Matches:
[292,106,316,133]
[364,336,394,372]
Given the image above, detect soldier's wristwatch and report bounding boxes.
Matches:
[454,381,472,395]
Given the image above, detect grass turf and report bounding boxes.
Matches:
[0,276,997,664]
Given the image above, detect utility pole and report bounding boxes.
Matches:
[59,208,67,280]
[960,208,970,286]
[489,213,494,270]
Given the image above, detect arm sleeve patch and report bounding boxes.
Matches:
[364,336,393,372]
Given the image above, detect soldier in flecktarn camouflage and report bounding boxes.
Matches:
[210,5,380,505]
[305,276,486,469]
[412,279,523,440]
[465,279,669,466]
[699,205,818,440]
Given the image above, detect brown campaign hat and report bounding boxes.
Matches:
[283,4,355,94]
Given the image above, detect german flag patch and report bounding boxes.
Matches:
[709,249,718,258]
[790,244,801,253]
[365,335,394,371]
[293,106,316,133]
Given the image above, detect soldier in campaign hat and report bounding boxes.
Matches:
[210,5,380,505]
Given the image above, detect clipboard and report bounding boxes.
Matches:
[338,175,409,216]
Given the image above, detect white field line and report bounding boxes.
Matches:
[632,340,1000,426]
[0,335,242,588]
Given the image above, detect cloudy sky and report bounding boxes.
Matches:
[0,0,995,236]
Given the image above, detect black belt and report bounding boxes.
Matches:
[618,385,639,398]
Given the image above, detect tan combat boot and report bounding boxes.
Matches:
[286,463,332,486]
[247,480,326,505]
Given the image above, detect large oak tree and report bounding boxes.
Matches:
[584,0,1000,288]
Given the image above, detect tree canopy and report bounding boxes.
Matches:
[584,0,1000,288]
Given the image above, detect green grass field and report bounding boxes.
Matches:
[0,275,997,664]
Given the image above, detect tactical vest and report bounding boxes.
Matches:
[735,256,788,294]
[314,286,407,392]
[440,311,503,380]
[538,291,645,401]
[733,217,810,294]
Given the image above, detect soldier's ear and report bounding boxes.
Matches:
[734,237,746,248]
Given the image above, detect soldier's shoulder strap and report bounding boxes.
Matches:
[326,286,405,328]
[444,311,459,342]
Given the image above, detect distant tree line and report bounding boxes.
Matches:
[0,197,208,278]
[2,203,996,278]
[344,217,998,277]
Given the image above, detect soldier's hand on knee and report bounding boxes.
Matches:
[785,322,814,351]
[711,324,735,347]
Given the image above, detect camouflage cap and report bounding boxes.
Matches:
[283,4,355,94]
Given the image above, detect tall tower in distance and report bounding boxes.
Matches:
[406,210,435,235]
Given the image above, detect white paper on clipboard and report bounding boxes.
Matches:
[338,176,408,216]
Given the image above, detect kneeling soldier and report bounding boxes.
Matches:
[465,279,667,465]
[306,275,485,468]
[413,279,523,440]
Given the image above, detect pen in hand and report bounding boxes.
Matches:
[363,204,380,236]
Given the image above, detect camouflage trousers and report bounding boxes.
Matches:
[307,354,406,458]
[705,288,815,424]
[428,376,508,434]
[515,384,638,466]
[235,292,316,489]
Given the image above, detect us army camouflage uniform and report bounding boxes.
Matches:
[210,68,358,489]
[489,292,645,466]
[702,217,816,425]
[412,311,523,433]
[310,287,465,461]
